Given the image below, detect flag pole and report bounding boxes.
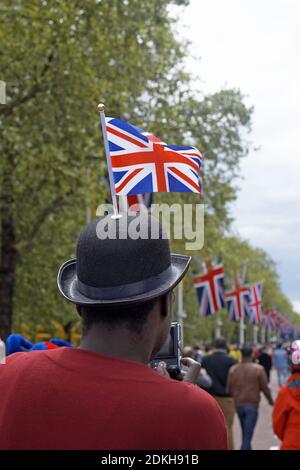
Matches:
[119,196,128,213]
[215,318,222,339]
[253,324,258,345]
[261,324,266,344]
[239,316,245,346]
[204,259,218,338]
[98,103,122,219]
[237,272,245,346]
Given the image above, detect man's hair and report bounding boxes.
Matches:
[182,346,194,358]
[78,296,166,335]
[241,345,253,358]
[214,337,227,350]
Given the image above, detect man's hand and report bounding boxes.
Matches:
[154,361,170,378]
[181,357,201,384]
[153,358,202,384]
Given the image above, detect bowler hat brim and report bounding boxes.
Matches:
[57,254,190,306]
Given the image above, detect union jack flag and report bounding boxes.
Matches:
[248,283,263,324]
[263,310,276,330]
[272,310,285,331]
[226,280,249,321]
[262,312,271,329]
[105,117,203,195]
[193,264,225,316]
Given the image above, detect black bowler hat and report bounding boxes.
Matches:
[57,213,190,305]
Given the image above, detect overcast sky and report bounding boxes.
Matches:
[180,0,300,313]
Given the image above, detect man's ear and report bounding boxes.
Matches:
[159,294,170,318]
[76,305,82,316]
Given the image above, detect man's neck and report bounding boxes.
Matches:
[242,358,252,363]
[80,326,152,365]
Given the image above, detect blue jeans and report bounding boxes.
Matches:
[276,368,289,387]
[237,405,258,450]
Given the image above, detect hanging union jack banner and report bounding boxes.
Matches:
[262,308,300,339]
[193,263,225,316]
[248,282,264,324]
[263,310,276,330]
[262,313,270,331]
[273,310,288,332]
[105,117,203,195]
[226,279,249,321]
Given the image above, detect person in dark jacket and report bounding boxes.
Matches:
[202,337,236,449]
[258,346,272,382]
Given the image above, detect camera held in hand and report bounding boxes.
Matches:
[150,322,182,378]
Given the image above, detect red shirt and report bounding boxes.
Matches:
[0,348,227,450]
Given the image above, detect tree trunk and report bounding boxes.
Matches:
[0,154,17,340]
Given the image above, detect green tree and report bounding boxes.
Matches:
[0,0,190,338]
[0,0,260,343]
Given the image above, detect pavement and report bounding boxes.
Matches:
[233,369,282,450]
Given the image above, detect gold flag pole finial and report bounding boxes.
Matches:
[97,103,105,113]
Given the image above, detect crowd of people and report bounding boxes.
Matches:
[0,213,299,451]
[182,339,300,450]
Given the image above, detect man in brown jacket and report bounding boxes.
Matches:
[227,345,274,450]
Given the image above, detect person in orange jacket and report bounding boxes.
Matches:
[272,340,300,450]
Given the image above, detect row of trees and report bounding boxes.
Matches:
[180,235,300,345]
[1,0,299,341]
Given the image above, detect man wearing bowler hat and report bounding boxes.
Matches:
[0,213,227,450]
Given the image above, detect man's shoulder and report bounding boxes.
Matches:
[252,363,264,372]
[166,382,226,441]
[274,349,284,357]
[201,354,210,364]
[146,378,227,449]
[162,380,219,411]
[1,348,66,377]
[228,362,240,374]
[239,362,265,377]
[214,352,236,367]
[2,350,38,368]
[0,351,39,384]
[225,354,237,366]
[5,348,44,361]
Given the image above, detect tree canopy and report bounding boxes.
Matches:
[0,0,298,342]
